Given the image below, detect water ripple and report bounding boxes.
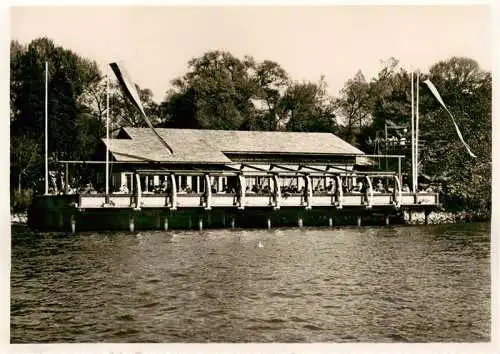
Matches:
[10,222,490,342]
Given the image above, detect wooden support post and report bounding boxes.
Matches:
[156,215,161,229]
[385,215,390,226]
[222,213,226,227]
[134,174,142,210]
[298,217,303,228]
[59,213,64,229]
[204,174,212,210]
[238,174,246,210]
[328,217,333,228]
[305,175,313,209]
[357,216,362,227]
[207,212,212,226]
[272,174,281,210]
[425,210,429,225]
[267,217,272,230]
[188,215,193,229]
[170,174,177,210]
[70,214,76,234]
[164,217,169,231]
[398,157,402,187]
[65,162,69,195]
[198,217,203,231]
[129,215,135,232]
[231,217,235,229]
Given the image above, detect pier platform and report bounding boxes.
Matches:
[28,191,439,232]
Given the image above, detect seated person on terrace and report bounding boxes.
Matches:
[326,181,334,193]
[281,186,290,197]
[350,181,363,193]
[82,183,96,194]
[153,184,162,194]
[375,179,386,193]
[119,184,129,194]
[287,185,298,194]
[419,184,434,193]
[246,186,255,194]
[65,184,76,195]
[313,185,325,194]
[402,184,410,192]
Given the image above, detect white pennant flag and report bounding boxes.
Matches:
[110,61,174,154]
[423,79,476,158]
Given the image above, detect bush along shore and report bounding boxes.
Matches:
[11,212,28,225]
[402,210,483,225]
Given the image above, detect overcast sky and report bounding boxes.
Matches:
[10,5,491,102]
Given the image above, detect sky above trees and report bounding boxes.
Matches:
[10,5,491,103]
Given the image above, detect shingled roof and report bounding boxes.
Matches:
[102,127,365,163]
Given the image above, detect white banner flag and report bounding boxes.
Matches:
[423,79,476,158]
[110,61,173,154]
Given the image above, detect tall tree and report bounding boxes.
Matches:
[10,37,104,193]
[418,57,491,214]
[281,77,338,133]
[369,58,411,132]
[249,60,290,130]
[335,70,373,145]
[160,50,258,130]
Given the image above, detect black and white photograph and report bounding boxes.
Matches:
[6,2,495,350]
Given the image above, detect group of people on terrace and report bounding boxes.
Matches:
[68,173,435,197]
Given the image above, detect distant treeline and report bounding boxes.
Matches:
[10,38,491,217]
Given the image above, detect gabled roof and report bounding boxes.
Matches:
[103,127,365,163]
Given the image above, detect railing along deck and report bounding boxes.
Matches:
[77,191,439,209]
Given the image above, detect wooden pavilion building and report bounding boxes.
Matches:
[28,127,439,232]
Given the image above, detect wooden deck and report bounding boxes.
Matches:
[77,191,439,210]
[28,191,440,232]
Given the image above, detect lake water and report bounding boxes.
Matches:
[10,222,490,343]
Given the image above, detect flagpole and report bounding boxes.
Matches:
[415,71,420,192]
[384,122,388,171]
[411,71,415,194]
[106,70,110,196]
[44,61,49,195]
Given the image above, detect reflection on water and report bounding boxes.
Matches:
[11,223,490,342]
